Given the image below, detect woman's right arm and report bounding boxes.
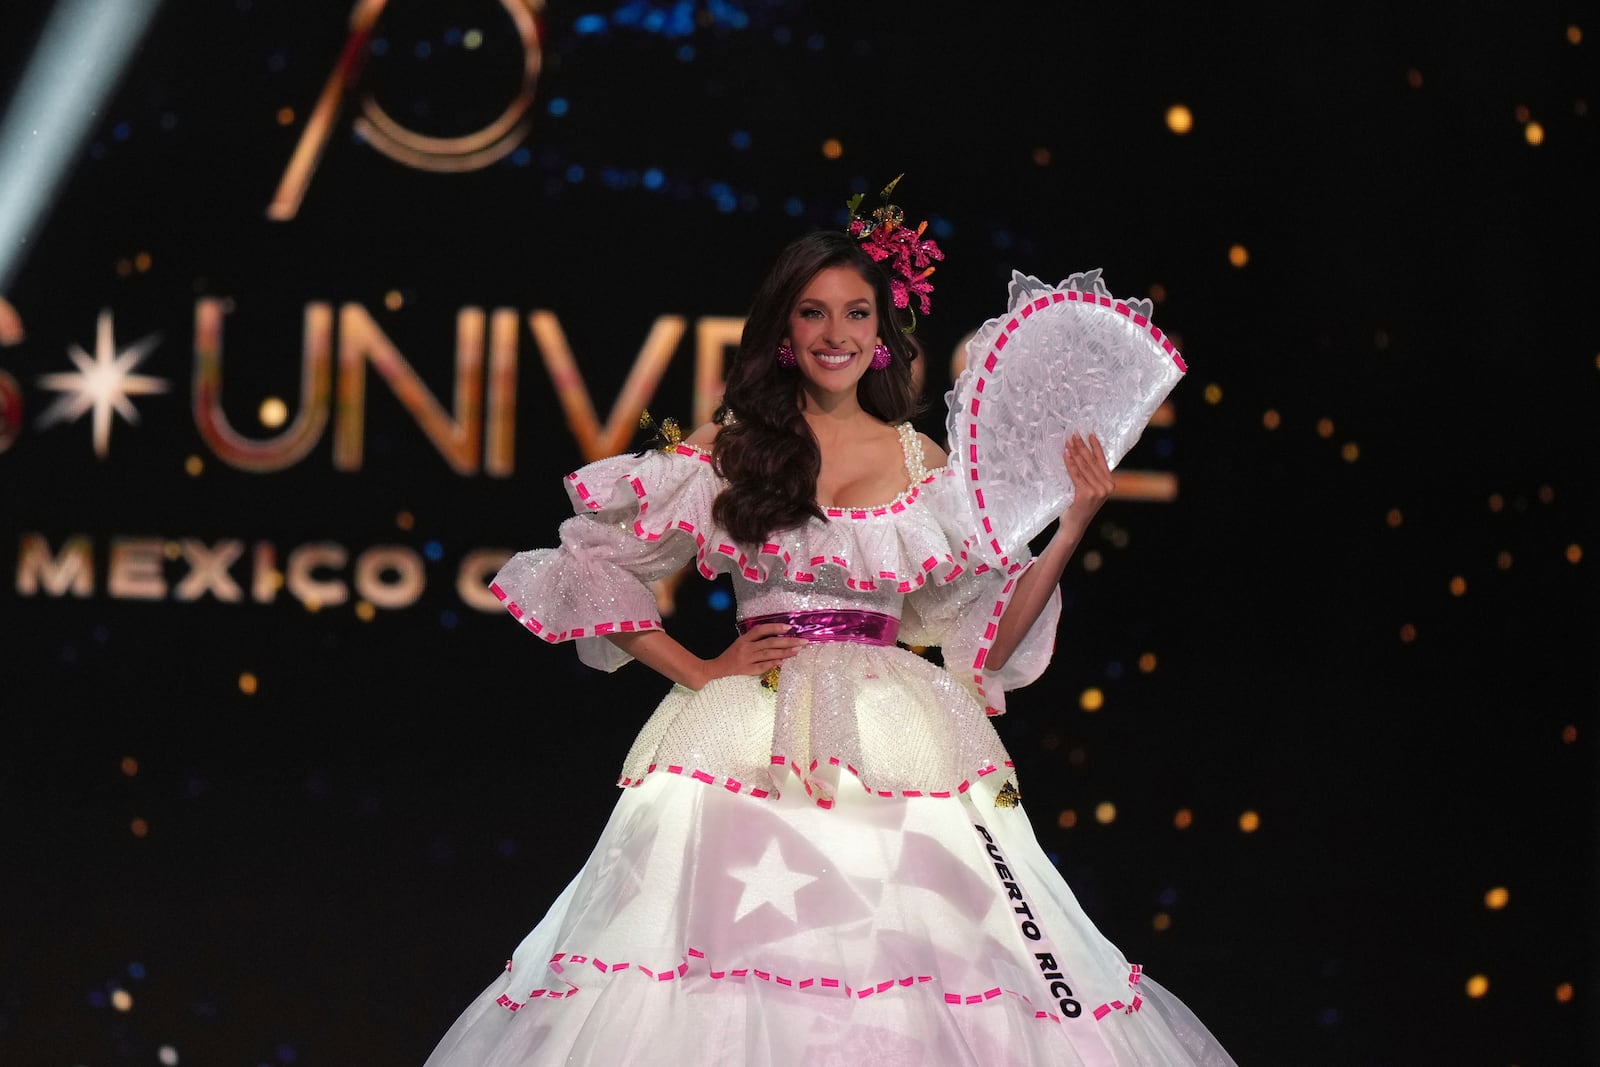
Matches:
[607,623,806,690]
[607,419,805,688]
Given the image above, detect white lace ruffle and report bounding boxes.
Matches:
[561,446,968,592]
[946,269,1186,570]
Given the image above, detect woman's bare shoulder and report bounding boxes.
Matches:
[916,431,949,470]
[684,421,721,448]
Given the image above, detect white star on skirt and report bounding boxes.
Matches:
[726,838,818,923]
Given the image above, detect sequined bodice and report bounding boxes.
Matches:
[733,422,930,624]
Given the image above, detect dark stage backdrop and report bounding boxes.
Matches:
[1,2,1595,1065]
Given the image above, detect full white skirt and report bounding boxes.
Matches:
[423,766,1236,1066]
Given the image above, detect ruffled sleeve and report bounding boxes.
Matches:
[489,446,719,672]
[898,468,1061,717]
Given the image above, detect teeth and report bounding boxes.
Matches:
[814,352,853,366]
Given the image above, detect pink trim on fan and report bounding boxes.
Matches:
[962,286,1185,584]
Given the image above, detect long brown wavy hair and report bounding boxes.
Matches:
[712,230,923,543]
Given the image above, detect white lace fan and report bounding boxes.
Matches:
[943,269,1186,572]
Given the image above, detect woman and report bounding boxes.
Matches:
[424,219,1236,1065]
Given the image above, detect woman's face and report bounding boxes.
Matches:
[784,265,881,404]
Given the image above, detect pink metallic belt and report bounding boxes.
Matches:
[736,609,899,646]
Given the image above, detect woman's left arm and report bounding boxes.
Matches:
[986,432,1114,671]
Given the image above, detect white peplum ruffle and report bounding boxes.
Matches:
[617,643,1016,806]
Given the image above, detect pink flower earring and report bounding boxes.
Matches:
[776,342,797,368]
[870,342,891,370]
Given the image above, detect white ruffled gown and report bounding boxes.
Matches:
[422,419,1236,1066]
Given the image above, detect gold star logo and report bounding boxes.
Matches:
[37,309,167,458]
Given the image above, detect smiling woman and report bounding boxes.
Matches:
[421,182,1234,1066]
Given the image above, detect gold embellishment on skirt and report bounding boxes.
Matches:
[759,665,781,690]
[995,780,1021,808]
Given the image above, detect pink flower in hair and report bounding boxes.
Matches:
[846,175,946,320]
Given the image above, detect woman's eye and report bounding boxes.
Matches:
[848,309,870,319]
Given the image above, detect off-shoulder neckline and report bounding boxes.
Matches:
[659,423,944,519]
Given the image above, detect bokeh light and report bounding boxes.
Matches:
[1079,687,1104,712]
[1204,383,1222,405]
[1138,652,1158,673]
[1165,104,1193,134]
[821,138,843,159]
[1399,623,1417,643]
[1449,576,1467,597]
[1152,912,1173,931]
[1556,982,1574,1003]
[1227,244,1249,268]
[1484,886,1509,910]
[259,397,288,429]
[239,671,258,695]
[1057,809,1077,829]
[1386,508,1403,528]
[1094,801,1117,824]
[121,755,138,776]
[1524,121,1545,146]
[111,988,133,1011]
[184,454,204,476]
[1174,808,1193,829]
[131,817,149,837]
[1465,974,1489,999]
[1238,810,1261,833]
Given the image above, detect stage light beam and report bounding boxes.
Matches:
[0,0,166,293]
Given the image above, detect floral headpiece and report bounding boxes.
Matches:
[846,174,945,329]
